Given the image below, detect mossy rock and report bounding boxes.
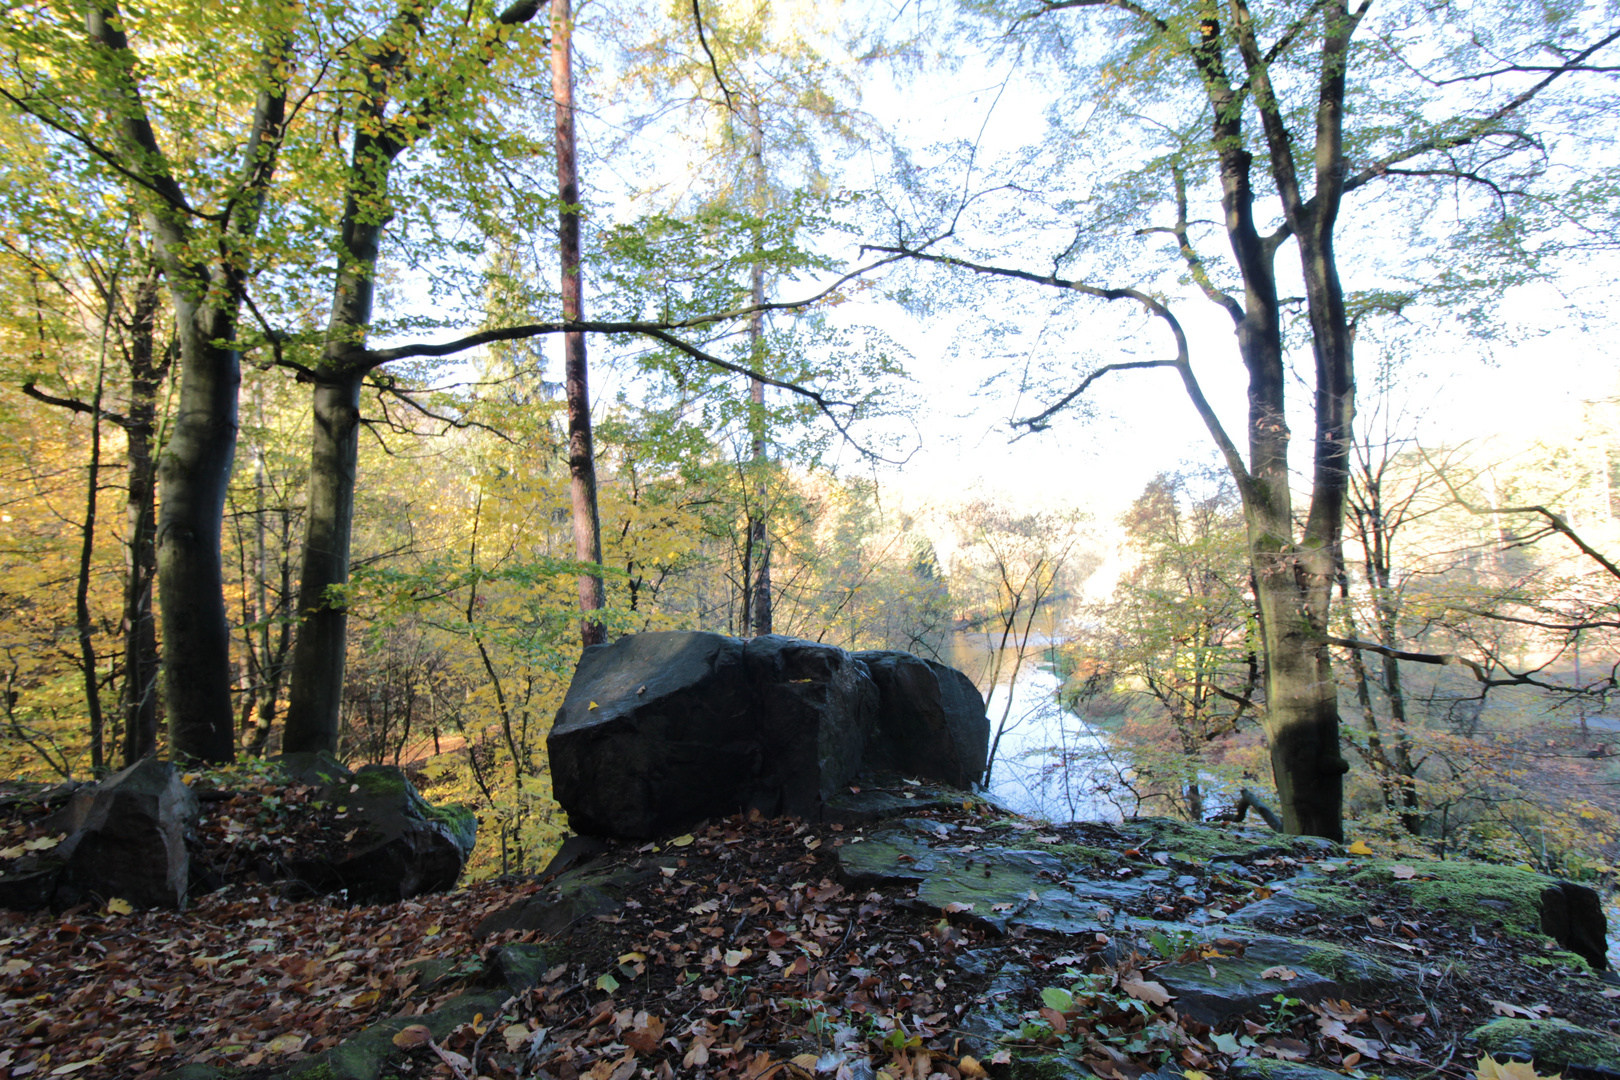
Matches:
[275,751,353,786]
[1007,1053,1092,1079]
[1114,817,1325,862]
[1472,1018,1620,1071]
[1229,1059,1348,1080]
[1348,858,1551,929]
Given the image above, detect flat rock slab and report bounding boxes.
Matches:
[837,822,1167,937]
[475,859,669,938]
[1152,936,1395,1025]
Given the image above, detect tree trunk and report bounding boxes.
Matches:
[157,300,242,763]
[76,323,108,773]
[121,275,164,766]
[282,375,364,753]
[746,99,771,636]
[552,0,606,647]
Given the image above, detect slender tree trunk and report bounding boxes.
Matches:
[552,0,606,647]
[77,320,109,774]
[745,100,771,636]
[121,275,164,766]
[83,1,289,764]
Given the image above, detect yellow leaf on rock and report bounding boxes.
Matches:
[392,1025,433,1048]
[588,701,599,710]
[1477,1054,1563,1080]
[959,1055,991,1078]
[1347,840,1374,855]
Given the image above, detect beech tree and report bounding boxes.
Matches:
[875,0,1620,838]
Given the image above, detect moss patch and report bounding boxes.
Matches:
[1008,1053,1090,1080]
[1351,859,1551,931]
[1115,816,1309,862]
[349,769,408,797]
[1472,1018,1620,1070]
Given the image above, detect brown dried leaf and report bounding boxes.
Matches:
[1119,975,1173,1006]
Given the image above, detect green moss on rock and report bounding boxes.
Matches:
[1350,859,1550,929]
[349,769,408,797]
[1472,1018,1620,1071]
[1009,1053,1091,1080]
[1116,817,1313,862]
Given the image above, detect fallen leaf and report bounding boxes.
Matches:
[618,951,647,964]
[1260,966,1298,980]
[49,1058,102,1075]
[959,1055,989,1079]
[1347,840,1374,855]
[502,1023,532,1053]
[392,1025,434,1049]
[1490,1000,1552,1020]
[1391,864,1417,879]
[1477,1054,1564,1080]
[670,834,694,847]
[625,1014,665,1053]
[942,902,974,914]
[722,948,753,967]
[596,972,620,993]
[588,701,599,710]
[1119,975,1172,1005]
[105,898,133,916]
[688,898,720,914]
[265,1033,306,1054]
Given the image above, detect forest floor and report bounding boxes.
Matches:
[2,786,1619,1080]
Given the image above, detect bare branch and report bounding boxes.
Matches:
[691,0,737,114]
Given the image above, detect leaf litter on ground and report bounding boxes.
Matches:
[2,785,1617,1079]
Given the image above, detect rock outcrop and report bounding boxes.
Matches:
[547,632,989,840]
[0,758,199,910]
[854,649,990,789]
[277,752,478,904]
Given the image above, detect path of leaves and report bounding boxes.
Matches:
[1,798,1617,1079]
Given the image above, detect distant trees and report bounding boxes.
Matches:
[1071,468,1258,821]
[874,0,1620,839]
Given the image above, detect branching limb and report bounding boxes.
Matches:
[867,242,1255,502]
[691,0,737,113]
[1426,451,1620,582]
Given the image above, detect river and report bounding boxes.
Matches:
[943,635,1122,823]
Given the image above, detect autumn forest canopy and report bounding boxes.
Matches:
[4,0,1620,872]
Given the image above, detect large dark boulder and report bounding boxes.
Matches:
[48,758,199,909]
[548,632,880,839]
[547,632,996,841]
[1541,880,1610,971]
[278,753,477,903]
[853,649,990,788]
